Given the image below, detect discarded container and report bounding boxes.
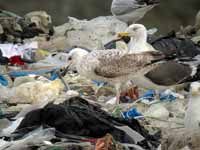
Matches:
[0,74,8,86]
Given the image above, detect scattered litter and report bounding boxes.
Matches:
[106,97,117,105]
[8,97,158,149]
[0,74,8,86]
[144,103,170,119]
[0,42,38,59]
[140,89,156,102]
[1,117,24,136]
[159,89,184,102]
[0,8,199,150]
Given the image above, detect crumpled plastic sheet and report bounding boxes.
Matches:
[10,97,159,149]
[0,127,55,150]
[0,74,8,86]
[0,42,38,59]
[0,79,64,104]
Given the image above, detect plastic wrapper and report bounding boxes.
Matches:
[0,127,55,150]
[0,79,64,104]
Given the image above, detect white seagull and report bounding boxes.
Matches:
[184,82,200,129]
[65,46,164,104]
[117,24,200,91]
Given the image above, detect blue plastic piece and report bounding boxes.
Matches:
[92,80,107,87]
[9,71,29,77]
[139,89,156,101]
[49,69,59,80]
[122,108,142,120]
[0,74,8,86]
[9,69,59,81]
[159,92,177,102]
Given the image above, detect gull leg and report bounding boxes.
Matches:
[115,84,121,104]
[116,90,121,104]
[155,89,161,99]
[94,82,105,95]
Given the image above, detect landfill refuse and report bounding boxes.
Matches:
[0,79,64,104]
[139,89,156,102]
[0,10,54,43]
[0,127,56,150]
[0,97,160,150]
[0,8,200,150]
[122,108,142,119]
[95,133,124,150]
[161,128,200,150]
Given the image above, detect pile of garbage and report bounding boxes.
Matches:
[1,9,200,150]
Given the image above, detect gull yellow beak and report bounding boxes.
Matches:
[117,32,130,38]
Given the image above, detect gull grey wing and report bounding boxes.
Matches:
[94,51,163,78]
[145,61,192,86]
[111,6,142,16]
[111,0,143,15]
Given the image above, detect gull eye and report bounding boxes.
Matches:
[133,27,138,31]
[68,56,72,61]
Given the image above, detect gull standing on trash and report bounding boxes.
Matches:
[117,24,200,91]
[111,0,159,24]
[184,82,200,129]
[65,47,164,104]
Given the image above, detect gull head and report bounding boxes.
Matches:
[117,24,150,52]
[190,82,200,96]
[118,24,147,40]
[66,48,89,71]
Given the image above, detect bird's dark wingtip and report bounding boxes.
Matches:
[146,0,160,5]
[137,0,160,6]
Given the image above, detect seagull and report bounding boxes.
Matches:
[184,82,200,129]
[116,24,200,91]
[65,47,164,104]
[117,30,200,58]
[111,0,159,25]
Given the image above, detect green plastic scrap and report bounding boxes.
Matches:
[0,106,3,119]
[112,105,123,118]
[46,146,65,150]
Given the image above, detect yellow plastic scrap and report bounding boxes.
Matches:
[48,79,64,92]
[35,49,50,60]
